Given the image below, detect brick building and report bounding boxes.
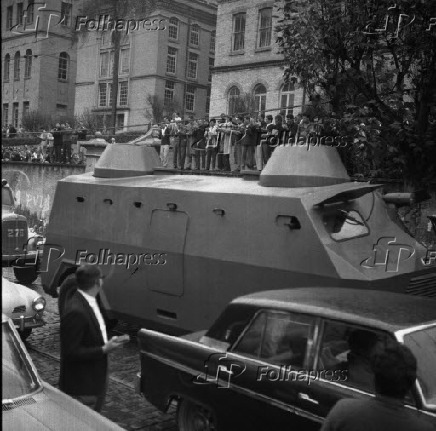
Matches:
[210,0,305,119]
[2,0,78,128]
[74,0,217,132]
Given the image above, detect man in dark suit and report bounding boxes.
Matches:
[59,264,126,412]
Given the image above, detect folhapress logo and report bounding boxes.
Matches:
[361,237,415,272]
[9,3,63,40]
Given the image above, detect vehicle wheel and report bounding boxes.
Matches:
[14,266,38,285]
[177,398,217,431]
[19,328,32,340]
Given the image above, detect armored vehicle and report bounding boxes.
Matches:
[2,180,39,284]
[41,144,436,334]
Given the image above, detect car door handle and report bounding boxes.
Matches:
[298,392,319,405]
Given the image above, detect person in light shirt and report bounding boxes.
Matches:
[59,264,127,412]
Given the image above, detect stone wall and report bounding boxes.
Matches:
[2,161,85,225]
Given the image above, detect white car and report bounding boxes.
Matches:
[2,314,125,431]
[2,276,45,339]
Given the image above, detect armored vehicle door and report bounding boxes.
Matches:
[146,209,188,296]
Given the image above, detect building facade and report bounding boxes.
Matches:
[74,0,217,131]
[210,0,305,119]
[2,0,78,128]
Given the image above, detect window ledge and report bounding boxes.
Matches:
[24,76,31,80]
[58,79,69,83]
[230,50,245,56]
[186,77,198,82]
[165,72,176,77]
[168,38,179,43]
[255,46,272,53]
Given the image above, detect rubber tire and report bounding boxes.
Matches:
[19,328,32,340]
[13,266,38,285]
[177,398,218,431]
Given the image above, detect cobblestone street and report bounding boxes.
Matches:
[3,268,177,431]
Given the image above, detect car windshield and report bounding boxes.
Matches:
[2,322,40,401]
[403,326,436,405]
[2,187,14,206]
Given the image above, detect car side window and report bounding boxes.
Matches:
[316,320,392,393]
[231,310,315,369]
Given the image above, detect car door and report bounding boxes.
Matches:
[293,319,396,419]
[223,309,321,431]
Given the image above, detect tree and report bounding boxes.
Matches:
[77,0,157,133]
[145,94,165,124]
[21,110,52,132]
[276,0,436,185]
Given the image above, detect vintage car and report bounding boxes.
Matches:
[2,314,125,430]
[2,276,46,339]
[137,288,436,431]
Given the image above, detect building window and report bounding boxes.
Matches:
[99,83,108,107]
[17,3,24,26]
[27,0,35,24]
[4,54,10,82]
[100,52,110,77]
[208,57,214,82]
[232,13,246,51]
[7,6,13,29]
[101,31,112,46]
[119,81,128,106]
[168,17,178,40]
[23,101,30,117]
[61,2,72,27]
[185,85,195,112]
[166,46,177,74]
[117,113,125,131]
[13,103,19,128]
[14,52,20,81]
[228,86,240,115]
[206,89,210,115]
[187,52,198,79]
[254,84,267,114]
[56,104,67,122]
[164,81,175,106]
[3,104,9,126]
[280,82,295,116]
[258,8,272,48]
[210,30,215,53]
[190,24,199,46]
[24,49,32,78]
[58,52,69,80]
[120,48,130,74]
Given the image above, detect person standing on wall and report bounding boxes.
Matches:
[59,264,127,412]
[160,117,171,168]
[51,123,62,163]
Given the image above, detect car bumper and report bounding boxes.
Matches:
[2,251,39,266]
[12,315,45,332]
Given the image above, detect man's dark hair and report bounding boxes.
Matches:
[75,264,102,291]
[371,343,417,399]
[266,115,273,121]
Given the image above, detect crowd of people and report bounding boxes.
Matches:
[154,110,340,172]
[2,123,87,164]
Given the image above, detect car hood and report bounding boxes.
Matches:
[3,385,124,430]
[2,277,39,313]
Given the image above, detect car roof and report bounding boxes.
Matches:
[233,288,436,333]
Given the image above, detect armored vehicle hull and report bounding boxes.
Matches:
[41,145,435,334]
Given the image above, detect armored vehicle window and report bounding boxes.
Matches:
[323,209,369,241]
[231,310,315,369]
[2,187,14,206]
